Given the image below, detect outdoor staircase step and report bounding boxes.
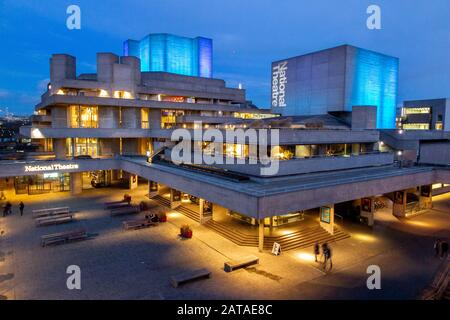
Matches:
[205,220,350,251]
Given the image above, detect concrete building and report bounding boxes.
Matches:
[1,44,448,253]
[398,98,450,131]
[124,33,213,78]
[271,45,399,129]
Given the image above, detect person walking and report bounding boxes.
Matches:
[5,201,11,215]
[19,201,24,216]
[441,241,449,260]
[434,239,441,257]
[314,242,320,262]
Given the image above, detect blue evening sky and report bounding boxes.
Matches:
[0,0,449,115]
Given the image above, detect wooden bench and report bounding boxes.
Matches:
[41,229,87,247]
[170,268,211,288]
[122,219,157,230]
[104,201,130,210]
[224,255,259,272]
[32,207,70,218]
[36,213,74,227]
[110,205,140,216]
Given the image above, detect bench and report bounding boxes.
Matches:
[170,268,211,288]
[104,201,130,210]
[224,255,259,272]
[104,200,126,208]
[36,213,74,227]
[122,219,157,230]
[41,229,87,247]
[32,207,70,218]
[110,205,140,216]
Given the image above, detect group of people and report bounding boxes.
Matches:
[2,201,25,217]
[434,239,449,259]
[314,242,333,271]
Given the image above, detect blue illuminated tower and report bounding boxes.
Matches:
[271,45,398,129]
[124,33,213,78]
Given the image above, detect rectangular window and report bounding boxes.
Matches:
[141,108,149,129]
[74,138,98,157]
[69,105,98,128]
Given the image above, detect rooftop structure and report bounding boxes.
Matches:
[124,33,213,78]
[271,45,399,129]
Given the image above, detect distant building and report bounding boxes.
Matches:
[124,33,212,78]
[399,98,450,131]
[271,45,399,129]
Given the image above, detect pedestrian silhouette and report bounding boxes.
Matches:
[19,201,25,216]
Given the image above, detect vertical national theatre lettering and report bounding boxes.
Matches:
[271,61,288,108]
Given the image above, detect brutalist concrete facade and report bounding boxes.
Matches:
[271,45,398,129]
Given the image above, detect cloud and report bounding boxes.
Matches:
[0,89,11,97]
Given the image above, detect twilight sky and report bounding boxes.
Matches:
[0,0,449,115]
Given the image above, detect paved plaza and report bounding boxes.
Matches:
[0,185,449,300]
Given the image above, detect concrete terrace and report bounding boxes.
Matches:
[0,186,449,299]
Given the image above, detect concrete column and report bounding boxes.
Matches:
[199,198,204,223]
[123,171,138,189]
[319,205,334,235]
[148,180,158,198]
[170,189,181,209]
[258,219,264,252]
[392,190,407,218]
[419,185,433,210]
[70,172,82,195]
[149,109,161,129]
[360,197,375,227]
[53,138,67,159]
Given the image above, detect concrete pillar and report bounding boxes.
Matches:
[98,107,120,128]
[170,189,181,209]
[148,180,158,198]
[121,108,141,129]
[319,205,335,235]
[258,219,264,252]
[393,190,407,218]
[149,109,161,129]
[53,138,67,159]
[123,172,138,189]
[199,198,204,223]
[419,185,433,210]
[70,172,82,195]
[360,197,375,227]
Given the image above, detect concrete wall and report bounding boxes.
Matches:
[98,107,120,128]
[206,152,394,176]
[51,106,68,128]
[419,142,450,165]
[352,106,377,129]
[121,108,141,128]
[50,54,76,83]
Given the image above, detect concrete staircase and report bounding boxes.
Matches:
[152,195,201,222]
[205,220,350,251]
[152,194,350,251]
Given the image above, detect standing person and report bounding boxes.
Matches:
[326,246,333,271]
[441,241,449,259]
[314,242,320,262]
[2,205,6,217]
[434,239,441,257]
[19,201,24,216]
[5,202,11,215]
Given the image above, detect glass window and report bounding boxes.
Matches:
[69,105,98,128]
[74,138,98,157]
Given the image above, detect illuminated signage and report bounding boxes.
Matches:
[24,163,79,173]
[271,61,288,107]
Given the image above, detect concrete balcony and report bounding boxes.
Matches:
[176,115,237,124]
[165,151,395,176]
[35,93,261,114]
[20,126,173,139]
